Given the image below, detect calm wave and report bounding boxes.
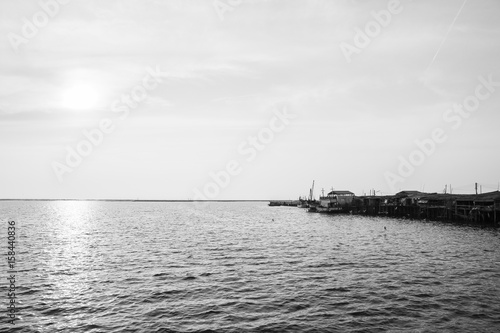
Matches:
[1,201,499,332]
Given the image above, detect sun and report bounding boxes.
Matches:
[61,83,100,111]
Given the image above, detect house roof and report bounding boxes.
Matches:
[396,190,425,197]
[327,190,354,196]
[421,190,500,202]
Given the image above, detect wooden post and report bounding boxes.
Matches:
[494,201,497,227]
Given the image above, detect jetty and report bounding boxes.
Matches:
[270,190,500,227]
[268,200,299,207]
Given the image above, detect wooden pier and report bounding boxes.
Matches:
[353,191,500,226]
[268,200,300,207]
[271,190,500,227]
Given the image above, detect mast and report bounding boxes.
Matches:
[309,180,315,201]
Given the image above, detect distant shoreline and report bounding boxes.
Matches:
[0,199,270,202]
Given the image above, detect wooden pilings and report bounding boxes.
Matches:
[272,191,500,227]
[298,192,500,227]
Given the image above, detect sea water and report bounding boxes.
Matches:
[0,201,499,332]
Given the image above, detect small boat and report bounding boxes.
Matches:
[316,206,329,213]
[297,201,309,208]
[301,181,316,209]
[328,206,343,213]
[307,206,317,212]
[309,203,343,213]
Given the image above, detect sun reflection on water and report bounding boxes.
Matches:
[44,201,101,318]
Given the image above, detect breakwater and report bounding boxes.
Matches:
[270,190,500,227]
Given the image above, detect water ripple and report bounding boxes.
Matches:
[0,201,499,332]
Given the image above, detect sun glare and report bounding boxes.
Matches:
[61,84,100,111]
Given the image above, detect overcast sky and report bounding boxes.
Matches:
[1,0,499,200]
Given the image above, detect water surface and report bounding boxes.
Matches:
[1,201,499,332]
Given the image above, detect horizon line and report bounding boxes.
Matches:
[0,199,273,202]
[2,190,499,202]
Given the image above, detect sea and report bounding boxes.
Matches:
[1,201,499,332]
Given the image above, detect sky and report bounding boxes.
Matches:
[0,0,499,200]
